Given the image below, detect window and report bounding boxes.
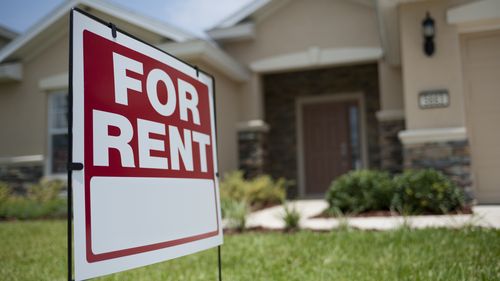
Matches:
[349,104,362,170]
[48,92,68,175]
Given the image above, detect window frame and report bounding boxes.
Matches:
[46,91,69,179]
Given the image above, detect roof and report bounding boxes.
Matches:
[0,25,18,41]
[0,0,197,63]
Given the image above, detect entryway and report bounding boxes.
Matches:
[297,94,366,197]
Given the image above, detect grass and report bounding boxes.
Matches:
[0,220,499,280]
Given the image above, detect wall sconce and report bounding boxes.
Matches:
[422,12,435,56]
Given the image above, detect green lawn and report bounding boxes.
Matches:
[0,220,499,281]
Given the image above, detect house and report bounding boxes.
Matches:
[0,0,499,203]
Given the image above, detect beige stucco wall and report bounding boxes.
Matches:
[221,0,382,121]
[0,33,68,159]
[399,0,467,130]
[378,61,404,111]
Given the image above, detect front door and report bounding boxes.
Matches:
[299,98,362,196]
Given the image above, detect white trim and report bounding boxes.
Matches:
[375,109,405,121]
[237,119,269,132]
[0,155,43,165]
[448,0,500,25]
[43,174,67,181]
[158,40,250,82]
[454,21,500,34]
[0,62,22,82]
[0,0,195,63]
[207,22,255,42]
[296,93,368,197]
[213,0,271,29]
[398,127,467,145]
[39,73,68,90]
[447,0,500,33]
[250,47,383,73]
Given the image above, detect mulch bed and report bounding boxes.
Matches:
[312,205,474,219]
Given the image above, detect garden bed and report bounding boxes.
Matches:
[312,205,474,219]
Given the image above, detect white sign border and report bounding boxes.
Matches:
[71,9,222,280]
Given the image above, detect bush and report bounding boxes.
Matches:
[0,179,67,220]
[221,198,248,231]
[326,170,395,214]
[220,171,286,210]
[0,182,10,203]
[392,169,465,215]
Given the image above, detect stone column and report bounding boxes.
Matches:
[399,128,474,202]
[237,120,269,179]
[376,110,405,174]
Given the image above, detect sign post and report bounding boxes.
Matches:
[69,8,223,280]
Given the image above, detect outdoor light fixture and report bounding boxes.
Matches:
[422,11,435,56]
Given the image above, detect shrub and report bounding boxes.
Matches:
[0,182,10,203]
[221,198,248,231]
[281,203,301,231]
[220,171,286,209]
[0,179,67,220]
[28,179,65,203]
[392,169,465,215]
[326,170,395,214]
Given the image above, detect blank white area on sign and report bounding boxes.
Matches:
[90,177,217,255]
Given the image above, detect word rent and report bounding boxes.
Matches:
[93,52,211,172]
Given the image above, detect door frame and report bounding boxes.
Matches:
[295,92,368,198]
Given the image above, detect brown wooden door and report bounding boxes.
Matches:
[301,100,357,195]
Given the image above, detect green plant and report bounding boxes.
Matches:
[2,221,500,280]
[220,171,286,209]
[27,179,65,203]
[326,170,395,214]
[0,179,67,220]
[222,198,249,231]
[281,202,301,231]
[0,182,10,203]
[392,169,465,215]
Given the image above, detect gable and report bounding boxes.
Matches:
[221,0,381,65]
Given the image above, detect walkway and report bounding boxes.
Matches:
[245,200,500,231]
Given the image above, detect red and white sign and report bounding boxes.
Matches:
[71,9,222,280]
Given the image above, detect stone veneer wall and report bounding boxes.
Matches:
[238,129,268,179]
[0,163,43,193]
[379,119,405,174]
[262,64,380,197]
[403,140,473,202]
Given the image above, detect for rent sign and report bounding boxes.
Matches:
[71,9,222,280]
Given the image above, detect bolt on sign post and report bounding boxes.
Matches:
[69,9,223,280]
